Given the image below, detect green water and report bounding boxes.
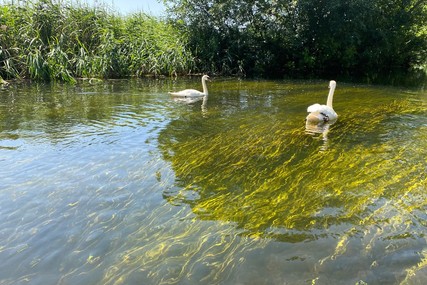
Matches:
[0,78,426,284]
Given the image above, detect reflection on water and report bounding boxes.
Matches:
[172,94,208,114]
[305,120,333,151]
[0,79,427,284]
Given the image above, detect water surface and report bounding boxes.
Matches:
[0,78,426,284]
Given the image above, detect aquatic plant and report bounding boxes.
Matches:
[0,0,195,81]
[158,85,427,241]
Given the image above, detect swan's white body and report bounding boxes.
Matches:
[169,75,210,97]
[306,80,338,123]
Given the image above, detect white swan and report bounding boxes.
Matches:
[169,75,210,97]
[306,80,338,123]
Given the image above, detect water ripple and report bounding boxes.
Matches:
[1,80,426,284]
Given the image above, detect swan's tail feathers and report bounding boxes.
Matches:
[169,91,184,97]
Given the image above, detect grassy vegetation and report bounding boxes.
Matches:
[1,0,426,83]
[0,0,195,82]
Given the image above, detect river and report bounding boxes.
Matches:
[0,77,426,284]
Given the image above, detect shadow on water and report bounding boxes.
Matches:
[158,80,427,283]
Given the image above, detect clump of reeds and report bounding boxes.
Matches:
[0,0,195,82]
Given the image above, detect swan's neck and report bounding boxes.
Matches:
[326,86,335,108]
[202,78,208,96]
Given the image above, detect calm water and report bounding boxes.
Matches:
[0,78,426,285]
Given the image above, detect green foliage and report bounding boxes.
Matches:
[298,0,427,79]
[0,0,194,81]
[165,0,427,81]
[1,0,426,82]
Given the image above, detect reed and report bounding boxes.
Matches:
[0,0,195,82]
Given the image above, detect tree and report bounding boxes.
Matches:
[164,0,427,80]
[298,0,427,79]
[164,0,301,77]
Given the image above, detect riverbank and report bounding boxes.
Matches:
[0,1,194,82]
[1,0,426,86]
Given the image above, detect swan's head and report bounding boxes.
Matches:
[202,75,210,82]
[329,80,336,89]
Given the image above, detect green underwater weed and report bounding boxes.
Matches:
[158,95,427,240]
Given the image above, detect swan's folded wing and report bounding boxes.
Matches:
[168,89,204,97]
[307,103,322,113]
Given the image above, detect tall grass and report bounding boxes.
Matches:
[0,0,195,82]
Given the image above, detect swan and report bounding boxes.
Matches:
[306,80,338,123]
[169,75,210,97]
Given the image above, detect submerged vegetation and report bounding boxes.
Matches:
[0,0,427,83]
[158,84,427,240]
[0,0,194,82]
